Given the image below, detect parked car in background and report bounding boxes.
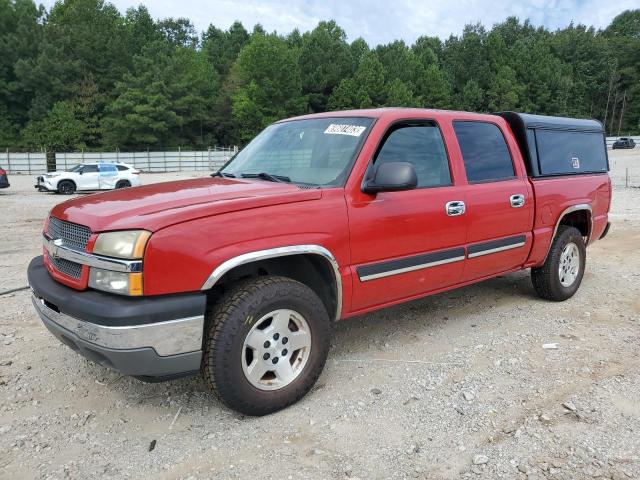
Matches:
[0,166,9,189]
[612,137,636,149]
[28,108,611,415]
[35,162,141,194]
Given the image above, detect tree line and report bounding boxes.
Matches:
[1,0,638,152]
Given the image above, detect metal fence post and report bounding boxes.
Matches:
[626,167,629,188]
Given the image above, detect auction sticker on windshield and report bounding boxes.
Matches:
[324,124,366,136]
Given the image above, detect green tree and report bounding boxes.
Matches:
[299,21,354,111]
[202,21,249,76]
[231,33,306,142]
[158,17,197,48]
[349,37,369,66]
[604,10,640,133]
[461,80,484,111]
[124,5,161,55]
[487,66,521,111]
[415,64,451,108]
[102,42,218,148]
[328,52,386,109]
[0,0,44,139]
[386,78,414,106]
[1,2,639,148]
[21,101,87,150]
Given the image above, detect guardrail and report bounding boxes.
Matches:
[0,151,47,174]
[54,148,238,173]
[1,148,237,174]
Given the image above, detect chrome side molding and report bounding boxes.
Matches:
[200,245,342,321]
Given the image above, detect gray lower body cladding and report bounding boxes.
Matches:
[28,256,206,379]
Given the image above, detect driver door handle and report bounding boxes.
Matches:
[510,194,525,208]
[446,201,465,216]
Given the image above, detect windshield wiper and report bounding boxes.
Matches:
[212,171,236,178]
[240,172,291,183]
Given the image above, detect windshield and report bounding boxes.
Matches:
[220,117,373,186]
[67,164,83,172]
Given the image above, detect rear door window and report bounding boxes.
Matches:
[99,164,118,176]
[453,121,515,182]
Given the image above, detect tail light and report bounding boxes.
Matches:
[0,169,6,175]
[132,170,140,175]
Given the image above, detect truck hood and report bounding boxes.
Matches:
[50,177,322,232]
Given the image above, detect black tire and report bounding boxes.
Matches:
[115,180,131,189]
[531,226,586,301]
[202,276,331,416]
[57,180,76,195]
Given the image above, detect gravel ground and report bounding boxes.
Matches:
[1,153,639,480]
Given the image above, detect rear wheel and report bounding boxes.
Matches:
[115,180,131,189]
[202,276,331,415]
[57,180,76,195]
[531,226,586,301]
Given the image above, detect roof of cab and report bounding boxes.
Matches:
[278,107,503,123]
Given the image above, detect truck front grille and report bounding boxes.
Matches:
[48,253,83,279]
[48,217,91,251]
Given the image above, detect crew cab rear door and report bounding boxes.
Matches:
[346,120,467,312]
[451,120,534,281]
[98,163,118,189]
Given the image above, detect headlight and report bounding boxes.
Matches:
[89,268,143,296]
[93,230,151,259]
[46,173,61,178]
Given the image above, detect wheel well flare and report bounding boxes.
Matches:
[201,246,342,321]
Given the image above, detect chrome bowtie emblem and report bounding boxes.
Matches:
[51,238,63,259]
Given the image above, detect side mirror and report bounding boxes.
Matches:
[362,162,418,194]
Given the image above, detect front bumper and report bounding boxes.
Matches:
[35,176,54,191]
[28,256,207,380]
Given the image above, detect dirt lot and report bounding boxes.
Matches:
[1,153,639,480]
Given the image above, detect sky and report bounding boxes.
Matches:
[42,0,638,45]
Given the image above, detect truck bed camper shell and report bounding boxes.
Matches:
[497,112,608,178]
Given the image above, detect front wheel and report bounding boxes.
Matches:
[202,276,331,415]
[57,180,76,195]
[531,226,586,301]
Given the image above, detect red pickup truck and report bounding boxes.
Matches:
[28,108,611,415]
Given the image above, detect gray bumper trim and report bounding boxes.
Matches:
[32,294,204,357]
[39,313,201,378]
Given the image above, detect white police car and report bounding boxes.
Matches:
[35,162,141,195]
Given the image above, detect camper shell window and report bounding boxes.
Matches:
[497,112,608,177]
